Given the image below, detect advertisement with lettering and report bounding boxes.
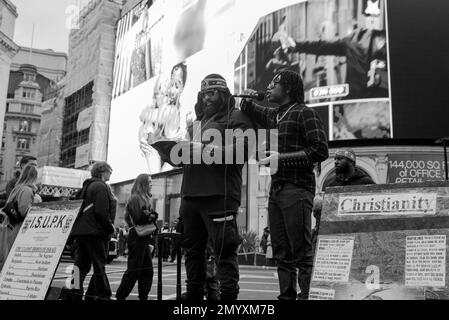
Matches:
[0,205,77,300]
[387,154,446,184]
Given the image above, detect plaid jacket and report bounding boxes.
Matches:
[244,101,328,193]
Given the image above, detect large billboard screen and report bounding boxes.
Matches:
[108,0,306,183]
[107,0,394,183]
[235,0,391,141]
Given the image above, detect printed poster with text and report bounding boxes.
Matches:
[0,206,77,300]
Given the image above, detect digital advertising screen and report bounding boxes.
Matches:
[107,0,449,184]
[236,0,391,141]
[107,0,307,183]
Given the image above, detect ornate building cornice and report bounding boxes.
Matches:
[0,0,18,18]
[0,30,19,58]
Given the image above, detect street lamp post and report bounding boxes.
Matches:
[436,137,449,181]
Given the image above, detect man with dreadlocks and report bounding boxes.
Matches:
[151,74,254,300]
[241,70,328,300]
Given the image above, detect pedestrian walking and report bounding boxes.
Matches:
[69,162,116,300]
[116,173,158,300]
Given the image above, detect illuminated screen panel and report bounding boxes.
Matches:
[109,0,449,184]
[108,0,253,183]
[235,0,392,141]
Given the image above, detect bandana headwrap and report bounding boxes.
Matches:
[335,148,356,163]
[201,74,228,92]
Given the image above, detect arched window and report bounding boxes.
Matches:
[19,120,30,132]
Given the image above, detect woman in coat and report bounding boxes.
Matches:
[116,173,158,300]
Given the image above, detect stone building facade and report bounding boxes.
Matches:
[0,0,18,154]
[60,0,124,169]
[0,45,67,193]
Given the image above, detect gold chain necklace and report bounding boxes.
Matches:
[276,104,296,124]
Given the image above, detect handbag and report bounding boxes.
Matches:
[0,213,12,271]
[1,200,24,225]
[134,223,158,237]
[127,205,158,237]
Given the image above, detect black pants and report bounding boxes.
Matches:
[73,235,111,300]
[181,196,241,300]
[116,228,154,300]
[269,182,314,300]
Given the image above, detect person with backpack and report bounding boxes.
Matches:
[69,162,116,300]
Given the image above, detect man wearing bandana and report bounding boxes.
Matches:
[327,148,375,187]
[152,74,254,300]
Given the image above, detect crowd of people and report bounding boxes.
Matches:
[0,70,377,301]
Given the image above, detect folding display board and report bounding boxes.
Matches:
[310,181,449,300]
[0,201,81,300]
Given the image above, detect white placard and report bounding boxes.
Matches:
[338,193,437,216]
[309,287,335,300]
[405,235,446,287]
[75,144,90,169]
[312,237,354,283]
[76,106,93,132]
[0,207,77,300]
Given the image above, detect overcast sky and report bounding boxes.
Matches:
[12,0,91,53]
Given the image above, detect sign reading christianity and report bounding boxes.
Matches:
[311,182,449,300]
[338,193,437,216]
[0,201,80,300]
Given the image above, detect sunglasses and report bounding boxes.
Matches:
[201,89,218,98]
[267,75,282,90]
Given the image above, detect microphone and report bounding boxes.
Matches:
[233,91,265,101]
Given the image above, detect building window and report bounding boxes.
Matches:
[6,102,9,112]
[24,73,36,82]
[234,47,248,94]
[15,155,22,168]
[3,122,6,131]
[78,128,90,145]
[22,89,36,99]
[1,137,5,149]
[19,120,31,132]
[17,138,31,150]
[21,104,34,114]
[61,81,94,167]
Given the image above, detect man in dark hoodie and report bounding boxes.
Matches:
[152,74,254,300]
[69,162,116,300]
[327,148,375,187]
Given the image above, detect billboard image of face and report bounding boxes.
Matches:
[138,62,190,169]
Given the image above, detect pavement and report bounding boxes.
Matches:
[52,256,280,300]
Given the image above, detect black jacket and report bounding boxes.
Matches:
[153,101,254,207]
[327,169,375,187]
[71,178,116,238]
[124,194,152,227]
[182,108,253,204]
